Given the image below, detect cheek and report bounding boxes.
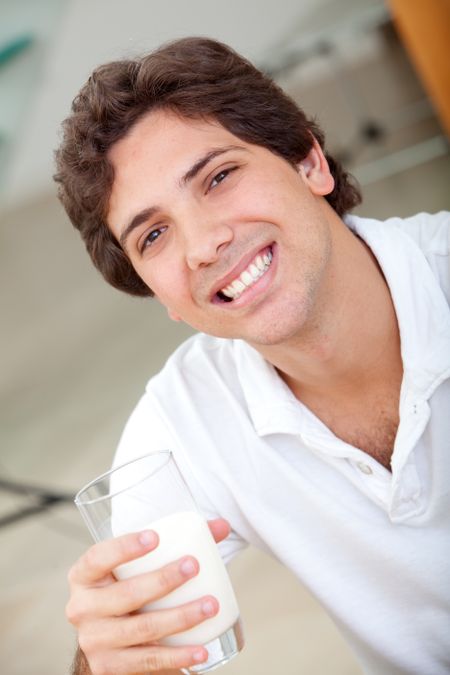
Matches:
[252,172,305,217]
[144,262,189,308]
[231,181,292,223]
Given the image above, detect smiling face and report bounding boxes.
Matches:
[107,109,336,348]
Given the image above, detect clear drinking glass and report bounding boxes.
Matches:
[75,451,244,674]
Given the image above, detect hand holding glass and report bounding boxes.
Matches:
[75,451,243,673]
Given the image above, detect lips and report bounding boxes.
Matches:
[211,244,274,303]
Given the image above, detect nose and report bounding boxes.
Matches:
[184,218,234,271]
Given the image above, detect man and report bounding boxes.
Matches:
[55,37,450,675]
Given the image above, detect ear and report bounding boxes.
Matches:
[167,307,182,322]
[297,137,335,196]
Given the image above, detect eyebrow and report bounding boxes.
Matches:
[119,145,245,250]
[180,145,243,186]
[119,206,160,249]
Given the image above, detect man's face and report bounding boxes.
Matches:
[107,110,335,347]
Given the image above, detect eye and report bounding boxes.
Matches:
[209,166,237,191]
[141,225,167,252]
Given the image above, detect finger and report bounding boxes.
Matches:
[78,555,201,618]
[88,644,209,675]
[208,518,230,543]
[96,595,219,648]
[68,530,159,586]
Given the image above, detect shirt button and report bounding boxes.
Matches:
[357,462,373,475]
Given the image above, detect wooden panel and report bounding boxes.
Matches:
[387,0,450,136]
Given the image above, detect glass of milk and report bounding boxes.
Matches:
[75,451,243,673]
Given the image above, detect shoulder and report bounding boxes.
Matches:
[347,212,450,301]
[347,211,450,255]
[114,333,241,463]
[383,213,450,299]
[382,211,450,257]
[150,332,241,392]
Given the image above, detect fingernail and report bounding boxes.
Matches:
[201,599,216,616]
[193,649,207,663]
[139,530,157,547]
[180,557,197,576]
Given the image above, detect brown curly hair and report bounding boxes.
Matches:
[54,37,361,297]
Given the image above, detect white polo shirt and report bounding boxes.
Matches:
[115,212,450,675]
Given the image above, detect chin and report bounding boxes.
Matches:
[246,325,303,347]
[245,301,314,347]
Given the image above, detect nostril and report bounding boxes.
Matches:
[186,225,234,270]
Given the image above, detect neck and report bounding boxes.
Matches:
[252,221,403,404]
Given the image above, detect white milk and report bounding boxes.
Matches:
[114,510,240,646]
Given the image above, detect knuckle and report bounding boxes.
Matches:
[156,564,178,593]
[115,534,133,562]
[143,650,167,673]
[67,563,78,586]
[94,661,110,675]
[123,574,141,602]
[137,611,159,641]
[179,603,196,628]
[78,631,97,656]
[121,532,134,552]
[84,544,100,572]
[139,644,192,672]
[166,650,184,670]
[89,655,110,675]
[152,646,187,671]
[65,597,84,625]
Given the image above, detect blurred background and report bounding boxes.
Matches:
[0,0,449,673]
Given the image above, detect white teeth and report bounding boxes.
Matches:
[231,279,246,293]
[219,248,273,301]
[255,256,265,271]
[240,270,253,286]
[221,288,235,298]
[249,264,260,279]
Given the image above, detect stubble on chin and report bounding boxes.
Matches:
[249,231,332,350]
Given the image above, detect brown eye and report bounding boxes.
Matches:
[209,166,237,190]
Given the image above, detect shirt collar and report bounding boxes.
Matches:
[233,339,310,436]
[235,214,450,436]
[345,214,450,404]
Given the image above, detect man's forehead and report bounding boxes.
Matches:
[108,110,252,198]
[109,109,234,163]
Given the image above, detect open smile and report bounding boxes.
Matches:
[212,244,275,304]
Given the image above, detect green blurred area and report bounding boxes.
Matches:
[0,0,68,196]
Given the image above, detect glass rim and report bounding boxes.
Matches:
[74,450,173,507]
